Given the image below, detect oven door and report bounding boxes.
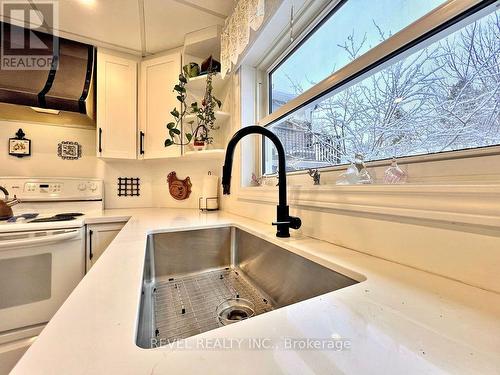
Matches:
[0,227,85,333]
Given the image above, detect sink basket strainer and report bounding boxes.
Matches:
[216,298,255,326]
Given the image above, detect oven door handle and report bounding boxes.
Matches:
[0,229,81,250]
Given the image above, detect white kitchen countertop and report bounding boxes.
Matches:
[11,208,500,375]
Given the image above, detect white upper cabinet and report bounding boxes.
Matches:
[96,50,138,159]
[139,52,182,159]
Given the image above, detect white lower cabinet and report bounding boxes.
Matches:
[85,222,126,272]
[0,325,44,375]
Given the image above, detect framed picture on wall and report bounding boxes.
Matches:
[57,141,82,160]
[9,129,31,158]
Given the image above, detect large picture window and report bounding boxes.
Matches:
[264,1,499,174]
[269,0,447,112]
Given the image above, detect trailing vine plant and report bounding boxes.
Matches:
[165,68,222,148]
[164,74,187,147]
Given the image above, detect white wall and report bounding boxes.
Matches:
[0,120,221,209]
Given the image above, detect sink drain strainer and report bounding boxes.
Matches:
[216,298,255,325]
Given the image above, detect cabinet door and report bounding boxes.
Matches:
[0,337,34,374]
[97,51,137,159]
[139,52,182,159]
[86,222,125,272]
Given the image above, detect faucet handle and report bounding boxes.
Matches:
[272,221,290,225]
[272,216,301,230]
[288,216,301,230]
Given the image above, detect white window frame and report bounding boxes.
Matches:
[256,0,500,178]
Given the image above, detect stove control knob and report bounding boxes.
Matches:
[78,183,87,191]
[88,182,97,192]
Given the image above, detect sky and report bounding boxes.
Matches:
[271,0,446,103]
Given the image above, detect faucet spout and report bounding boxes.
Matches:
[222,125,301,237]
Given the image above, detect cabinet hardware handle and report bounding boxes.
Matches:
[89,229,94,260]
[98,128,103,153]
[140,131,145,155]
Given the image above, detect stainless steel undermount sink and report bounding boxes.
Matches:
[136,227,360,349]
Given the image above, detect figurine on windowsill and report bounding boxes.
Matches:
[354,153,373,184]
[336,153,373,185]
[251,173,263,187]
[384,157,407,184]
[308,169,321,185]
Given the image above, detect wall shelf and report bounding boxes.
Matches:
[183,110,230,123]
[181,25,230,161]
[183,149,226,159]
[186,73,228,93]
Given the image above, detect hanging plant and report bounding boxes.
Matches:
[165,68,222,148]
[164,74,187,147]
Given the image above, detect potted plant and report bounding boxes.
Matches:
[165,68,222,151]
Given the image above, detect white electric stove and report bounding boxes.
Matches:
[0,177,103,374]
[0,177,103,233]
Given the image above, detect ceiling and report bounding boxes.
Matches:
[1,0,235,55]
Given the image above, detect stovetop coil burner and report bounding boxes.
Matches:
[29,216,78,223]
[27,212,84,223]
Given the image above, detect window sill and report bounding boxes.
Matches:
[236,184,500,228]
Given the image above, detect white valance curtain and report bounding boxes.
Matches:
[220,0,266,78]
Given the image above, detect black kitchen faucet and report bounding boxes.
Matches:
[222,125,301,238]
